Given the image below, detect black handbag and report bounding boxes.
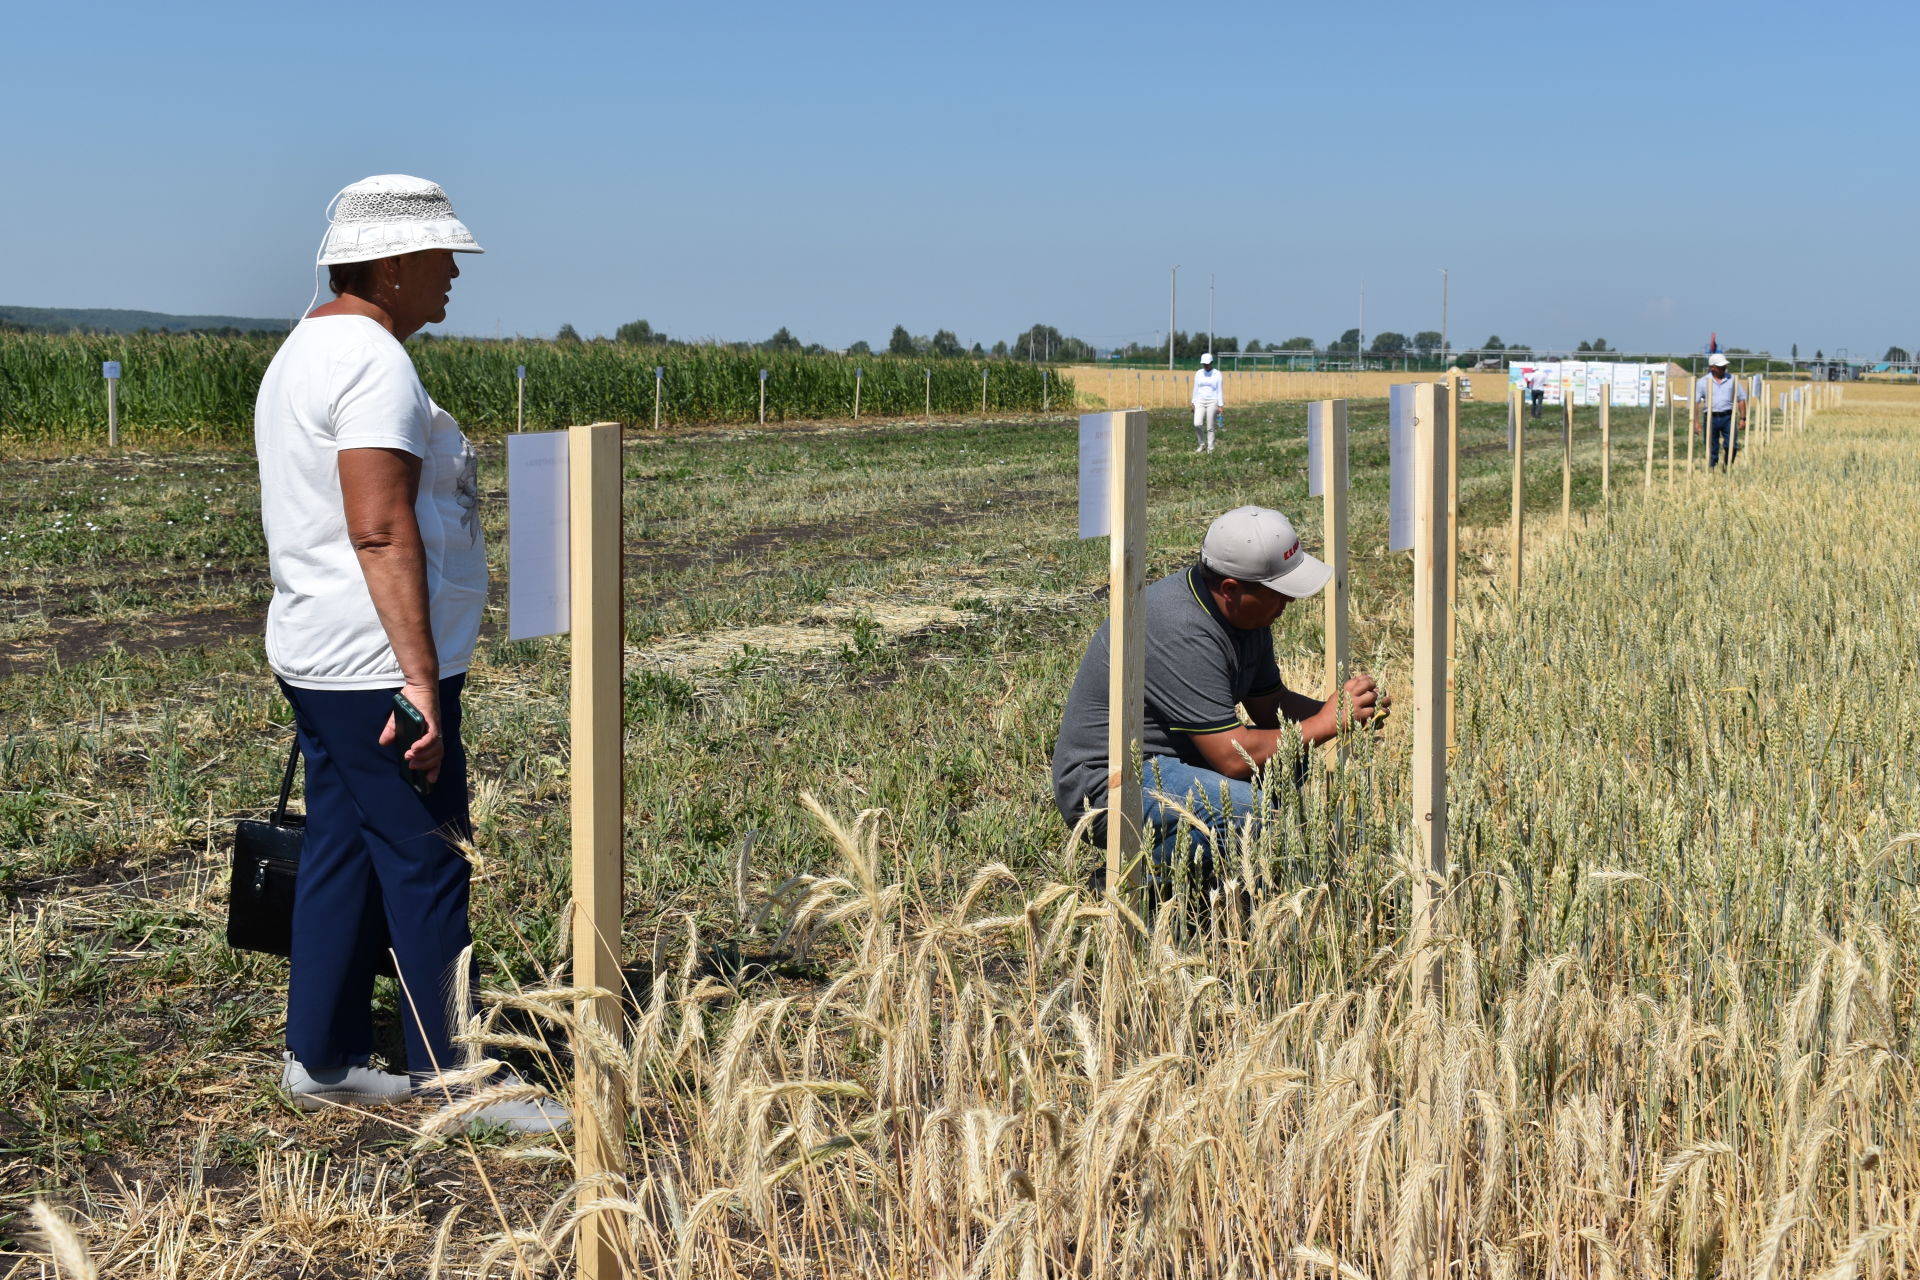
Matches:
[227,738,393,975]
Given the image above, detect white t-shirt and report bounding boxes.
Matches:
[254,315,487,690]
[1192,367,1224,406]
[1522,367,1542,390]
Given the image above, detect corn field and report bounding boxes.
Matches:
[0,331,1070,443]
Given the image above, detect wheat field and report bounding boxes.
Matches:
[11,388,1918,1277]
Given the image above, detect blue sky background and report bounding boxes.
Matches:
[5,0,1913,359]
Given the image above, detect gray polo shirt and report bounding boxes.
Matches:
[1051,563,1286,826]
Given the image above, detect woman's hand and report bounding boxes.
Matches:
[380,680,445,783]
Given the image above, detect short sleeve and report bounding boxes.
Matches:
[1144,630,1241,735]
[329,341,432,457]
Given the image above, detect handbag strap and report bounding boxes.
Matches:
[272,737,301,824]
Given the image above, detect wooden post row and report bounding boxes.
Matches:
[568,422,626,1280]
[1410,382,1450,1002]
[1103,410,1149,897]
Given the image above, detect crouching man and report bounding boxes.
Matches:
[1051,506,1387,891]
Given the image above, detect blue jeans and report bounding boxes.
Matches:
[278,674,472,1076]
[1142,755,1266,885]
[1708,410,1737,468]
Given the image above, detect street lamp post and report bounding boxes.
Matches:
[1208,273,1215,356]
[1359,285,1365,370]
[1440,268,1449,369]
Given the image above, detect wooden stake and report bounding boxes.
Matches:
[1686,376,1697,475]
[1444,378,1459,748]
[758,369,768,425]
[1644,376,1657,492]
[652,367,662,432]
[925,368,931,420]
[1410,382,1450,1004]
[106,375,119,450]
[1561,387,1573,531]
[853,367,862,420]
[1599,385,1611,523]
[1510,384,1524,601]
[1105,410,1149,897]
[568,421,626,1280]
[516,367,526,433]
[1319,400,1350,708]
[981,368,989,416]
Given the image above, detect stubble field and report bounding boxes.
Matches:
[3,389,1917,1277]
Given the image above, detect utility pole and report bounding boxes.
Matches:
[1359,285,1365,370]
[1440,268,1449,369]
[1169,265,1179,370]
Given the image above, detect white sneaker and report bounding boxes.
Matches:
[1193,444,1206,453]
[418,1070,572,1135]
[281,1051,414,1110]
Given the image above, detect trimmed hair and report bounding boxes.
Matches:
[327,259,381,298]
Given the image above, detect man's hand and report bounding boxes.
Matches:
[1302,672,1389,741]
[379,680,445,783]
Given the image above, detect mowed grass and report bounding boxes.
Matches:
[8,392,1911,1276]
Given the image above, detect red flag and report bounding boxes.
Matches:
[1708,331,1718,353]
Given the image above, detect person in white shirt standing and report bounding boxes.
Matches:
[254,174,565,1133]
[1191,352,1225,453]
[1693,352,1749,470]
[1522,364,1545,419]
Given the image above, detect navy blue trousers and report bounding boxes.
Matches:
[1708,410,1737,468]
[278,674,472,1076]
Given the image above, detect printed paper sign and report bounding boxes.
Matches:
[507,431,571,640]
[102,361,121,379]
[515,365,526,379]
[1307,402,1326,498]
[1078,413,1111,539]
[1388,384,1416,552]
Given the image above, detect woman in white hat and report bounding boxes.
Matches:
[1191,352,1224,453]
[253,175,564,1132]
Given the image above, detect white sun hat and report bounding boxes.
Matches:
[317,174,484,266]
[1200,352,1215,365]
[1707,353,1729,368]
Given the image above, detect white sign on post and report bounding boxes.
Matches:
[102,361,121,379]
[1388,383,1417,552]
[507,430,572,640]
[1078,413,1112,539]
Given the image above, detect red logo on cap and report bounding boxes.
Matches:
[1282,540,1299,561]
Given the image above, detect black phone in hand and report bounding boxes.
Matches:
[391,692,434,796]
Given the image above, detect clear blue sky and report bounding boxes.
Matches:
[6,0,1913,359]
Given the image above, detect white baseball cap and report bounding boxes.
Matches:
[1199,352,1214,365]
[1201,506,1332,599]
[318,174,484,266]
[1707,353,1729,368]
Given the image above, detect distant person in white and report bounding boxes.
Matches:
[1693,352,1749,470]
[254,174,565,1133]
[1522,365,1545,419]
[1192,352,1224,453]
